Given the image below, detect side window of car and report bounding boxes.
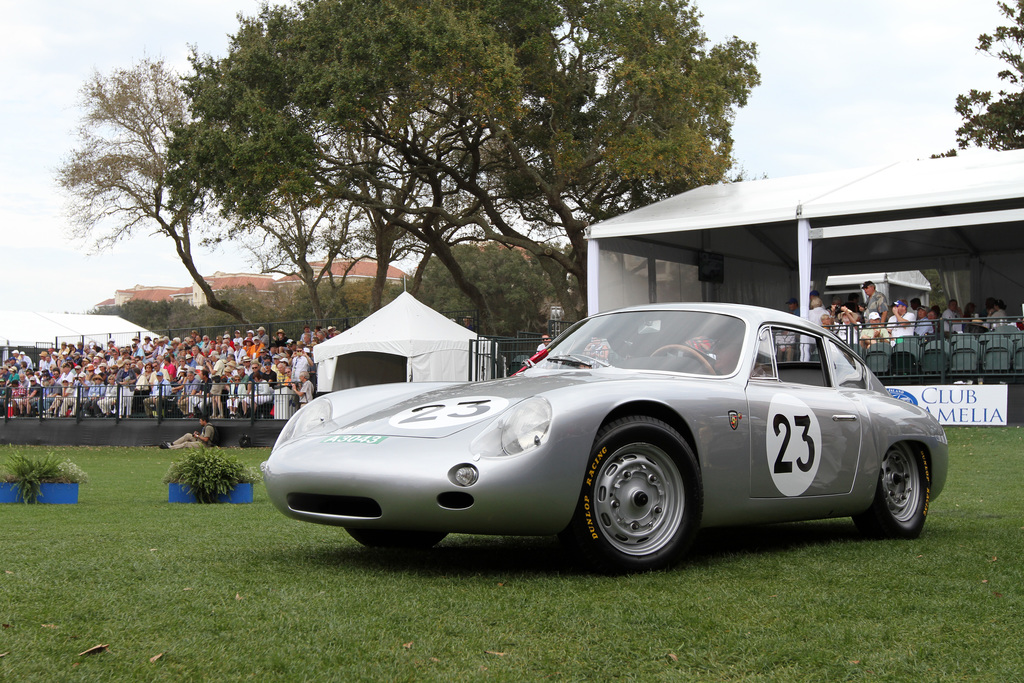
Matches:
[751,327,777,379]
[827,339,865,389]
[774,327,830,387]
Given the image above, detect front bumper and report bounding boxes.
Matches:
[263,429,588,536]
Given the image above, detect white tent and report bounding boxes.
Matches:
[586,149,1024,317]
[0,311,156,347]
[313,292,478,392]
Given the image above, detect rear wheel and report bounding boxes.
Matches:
[853,442,931,539]
[559,416,702,574]
[346,529,448,549]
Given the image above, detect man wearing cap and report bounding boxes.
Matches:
[144,371,172,417]
[177,368,202,417]
[862,281,889,323]
[887,300,917,343]
[292,347,311,378]
[248,334,265,359]
[58,362,77,385]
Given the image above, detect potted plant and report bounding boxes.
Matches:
[163,448,260,504]
[0,451,88,504]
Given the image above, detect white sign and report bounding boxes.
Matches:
[765,393,822,496]
[388,396,509,430]
[885,385,1008,426]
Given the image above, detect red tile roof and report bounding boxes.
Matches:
[205,273,277,292]
[275,260,407,284]
[107,262,407,306]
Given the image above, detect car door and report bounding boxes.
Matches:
[746,326,864,500]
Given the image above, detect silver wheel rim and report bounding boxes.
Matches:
[882,444,921,523]
[592,442,685,556]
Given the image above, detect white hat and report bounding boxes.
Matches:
[868,311,881,321]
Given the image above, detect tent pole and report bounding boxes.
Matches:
[798,215,812,318]
[587,237,601,315]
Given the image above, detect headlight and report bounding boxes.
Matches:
[499,397,552,455]
[274,396,334,448]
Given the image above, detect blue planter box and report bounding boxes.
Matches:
[168,482,253,504]
[0,482,79,504]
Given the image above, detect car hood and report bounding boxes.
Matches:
[326,371,615,438]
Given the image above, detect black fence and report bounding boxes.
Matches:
[3,381,300,426]
[468,320,578,380]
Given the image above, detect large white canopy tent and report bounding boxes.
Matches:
[313,292,479,392]
[586,149,1024,317]
[0,311,156,349]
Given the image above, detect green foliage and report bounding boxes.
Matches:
[956,0,1024,150]
[1,450,88,504]
[417,243,564,334]
[163,448,261,504]
[177,0,760,321]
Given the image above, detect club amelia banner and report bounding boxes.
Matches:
[885,385,1008,426]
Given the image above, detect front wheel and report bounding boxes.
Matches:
[346,529,448,549]
[559,416,702,574]
[853,442,931,539]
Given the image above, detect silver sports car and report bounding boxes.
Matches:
[264,303,948,573]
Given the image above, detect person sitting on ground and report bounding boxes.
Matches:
[160,415,216,450]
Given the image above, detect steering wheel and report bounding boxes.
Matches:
[651,344,717,375]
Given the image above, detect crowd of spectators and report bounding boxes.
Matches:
[794,283,1022,352]
[2,324,334,420]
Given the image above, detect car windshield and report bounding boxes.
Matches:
[539,310,745,376]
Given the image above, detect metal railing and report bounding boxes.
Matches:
[827,317,1024,385]
[3,381,301,425]
[469,321,578,380]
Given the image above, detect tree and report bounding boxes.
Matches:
[177,0,759,321]
[956,1,1024,150]
[417,242,564,335]
[57,58,250,323]
[229,198,352,320]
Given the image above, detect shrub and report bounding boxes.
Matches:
[1,451,89,503]
[162,448,261,504]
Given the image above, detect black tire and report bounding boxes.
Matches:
[346,529,448,549]
[853,442,931,539]
[558,416,702,574]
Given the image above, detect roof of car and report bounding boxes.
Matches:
[598,302,835,338]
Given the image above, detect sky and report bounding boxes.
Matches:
[0,0,1009,314]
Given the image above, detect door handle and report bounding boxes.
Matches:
[832,414,858,422]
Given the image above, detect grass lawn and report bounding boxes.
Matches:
[1,427,1022,681]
